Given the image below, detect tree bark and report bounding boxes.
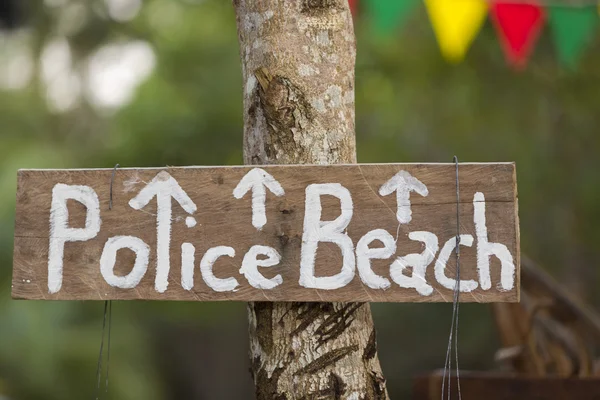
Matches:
[233,1,389,399]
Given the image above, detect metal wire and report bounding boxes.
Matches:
[109,164,119,210]
[441,156,462,400]
[94,301,110,400]
[105,300,112,393]
[94,164,119,399]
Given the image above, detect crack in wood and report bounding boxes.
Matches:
[292,302,333,336]
[315,303,363,348]
[363,328,377,361]
[296,345,359,375]
[361,370,388,400]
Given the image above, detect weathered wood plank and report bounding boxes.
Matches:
[12,163,519,302]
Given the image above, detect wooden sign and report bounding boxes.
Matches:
[12,163,519,302]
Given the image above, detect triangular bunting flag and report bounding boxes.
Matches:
[549,7,598,70]
[364,0,419,34]
[491,3,545,68]
[349,0,358,17]
[424,0,488,63]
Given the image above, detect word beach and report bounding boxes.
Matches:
[12,163,519,302]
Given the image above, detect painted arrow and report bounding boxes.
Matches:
[379,170,429,224]
[129,171,197,293]
[233,168,285,230]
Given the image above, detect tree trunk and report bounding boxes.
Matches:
[233,1,389,399]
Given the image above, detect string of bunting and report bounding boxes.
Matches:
[351,0,599,70]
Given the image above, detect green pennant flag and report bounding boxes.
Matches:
[549,6,598,70]
[364,0,419,35]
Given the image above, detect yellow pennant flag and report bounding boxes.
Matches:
[425,0,488,63]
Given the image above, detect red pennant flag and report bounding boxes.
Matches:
[349,0,358,16]
[491,3,545,68]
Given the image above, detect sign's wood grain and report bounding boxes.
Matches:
[12,163,520,302]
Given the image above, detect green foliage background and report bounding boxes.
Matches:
[1,1,599,398]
